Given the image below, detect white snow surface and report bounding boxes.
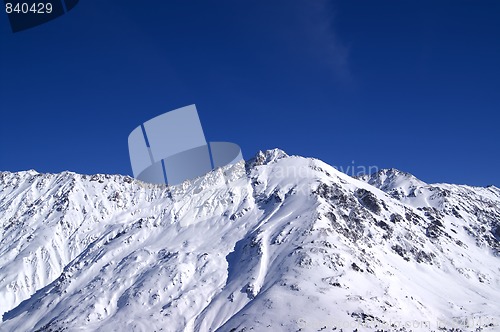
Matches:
[0,149,499,331]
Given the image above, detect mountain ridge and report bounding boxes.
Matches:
[1,150,499,331]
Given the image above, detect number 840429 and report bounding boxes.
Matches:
[6,2,53,14]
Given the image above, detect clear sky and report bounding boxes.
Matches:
[0,0,499,186]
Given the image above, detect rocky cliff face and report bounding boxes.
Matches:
[1,150,499,331]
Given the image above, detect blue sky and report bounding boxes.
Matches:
[0,0,499,186]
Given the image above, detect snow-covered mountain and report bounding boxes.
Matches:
[0,149,499,332]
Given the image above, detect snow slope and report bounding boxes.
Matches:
[0,149,499,331]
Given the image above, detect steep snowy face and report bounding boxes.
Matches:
[0,150,499,332]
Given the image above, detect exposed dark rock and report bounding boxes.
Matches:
[415,250,435,264]
[392,244,410,261]
[314,183,352,208]
[376,220,392,233]
[426,219,446,239]
[492,225,500,241]
[350,312,380,324]
[390,213,404,223]
[351,262,364,272]
[405,208,424,226]
[355,189,381,214]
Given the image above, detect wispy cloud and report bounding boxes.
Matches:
[294,0,352,83]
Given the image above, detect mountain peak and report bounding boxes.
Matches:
[359,167,418,182]
[357,167,427,198]
[247,148,289,167]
